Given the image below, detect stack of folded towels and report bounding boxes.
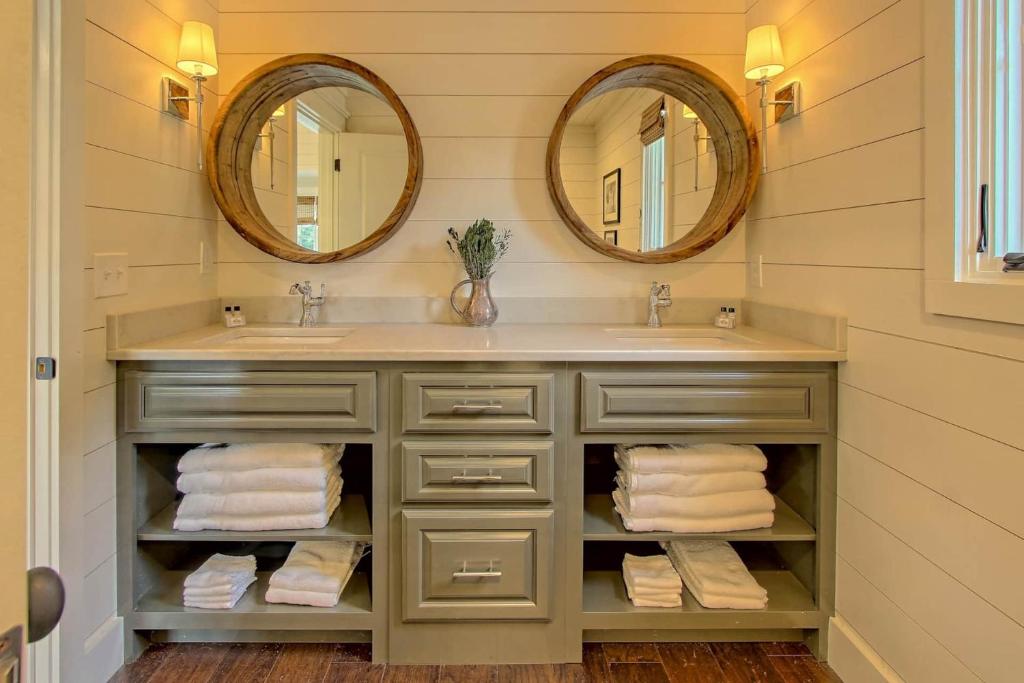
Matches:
[182,553,257,609]
[662,539,768,609]
[613,444,775,533]
[174,443,343,532]
[265,541,365,608]
[621,553,683,608]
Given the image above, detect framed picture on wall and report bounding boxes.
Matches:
[602,168,621,225]
[603,230,618,245]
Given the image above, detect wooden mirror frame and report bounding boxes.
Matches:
[207,54,423,263]
[546,55,760,264]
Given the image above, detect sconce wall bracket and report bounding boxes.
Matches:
[773,81,801,122]
[162,77,190,119]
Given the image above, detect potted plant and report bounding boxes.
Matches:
[446,219,512,326]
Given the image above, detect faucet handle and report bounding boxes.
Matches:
[661,283,671,296]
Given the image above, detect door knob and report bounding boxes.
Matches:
[27,567,64,643]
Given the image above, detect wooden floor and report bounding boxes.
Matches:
[110,641,841,682]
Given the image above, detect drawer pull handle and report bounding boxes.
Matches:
[452,561,502,580]
[451,402,503,413]
[450,474,504,484]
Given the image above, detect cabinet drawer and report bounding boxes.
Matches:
[402,442,554,502]
[402,509,553,621]
[124,371,376,432]
[580,371,830,433]
[402,373,554,433]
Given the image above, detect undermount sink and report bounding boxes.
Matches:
[206,326,355,347]
[604,326,757,346]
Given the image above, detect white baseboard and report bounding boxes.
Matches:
[829,616,904,683]
[80,615,124,683]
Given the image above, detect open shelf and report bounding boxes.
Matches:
[138,494,372,543]
[134,570,373,631]
[582,494,815,542]
[581,570,818,631]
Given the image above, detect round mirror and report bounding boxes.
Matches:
[547,56,759,263]
[208,55,423,263]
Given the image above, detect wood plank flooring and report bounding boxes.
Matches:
[110,642,841,682]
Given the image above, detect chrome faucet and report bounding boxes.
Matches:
[647,281,672,328]
[289,281,326,327]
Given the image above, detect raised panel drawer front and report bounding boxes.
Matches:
[580,371,830,433]
[402,509,553,621]
[402,441,555,502]
[402,373,554,433]
[124,371,376,432]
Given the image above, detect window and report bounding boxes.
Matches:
[641,137,666,251]
[924,0,1024,325]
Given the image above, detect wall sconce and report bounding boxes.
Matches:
[163,21,218,170]
[744,24,800,174]
[682,105,713,191]
[257,106,287,189]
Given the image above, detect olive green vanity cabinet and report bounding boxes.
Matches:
[116,360,836,665]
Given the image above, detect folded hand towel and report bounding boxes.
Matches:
[176,478,341,518]
[182,553,256,588]
[177,464,341,494]
[177,443,343,474]
[614,488,775,519]
[184,580,254,610]
[622,554,682,608]
[268,541,362,595]
[614,444,767,475]
[623,584,682,608]
[264,586,341,608]
[181,582,238,597]
[662,540,767,609]
[613,492,774,533]
[616,470,766,496]
[174,494,341,532]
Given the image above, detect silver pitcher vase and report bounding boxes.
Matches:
[450,276,499,327]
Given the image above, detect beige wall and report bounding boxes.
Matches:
[745,1,1024,680]
[80,0,220,678]
[0,0,31,638]
[215,1,748,300]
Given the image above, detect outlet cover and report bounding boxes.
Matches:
[93,253,129,298]
[200,240,215,274]
[748,254,764,289]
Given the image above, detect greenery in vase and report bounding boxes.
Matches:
[446,218,512,280]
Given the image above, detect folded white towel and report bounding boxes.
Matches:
[173,495,341,532]
[662,540,767,609]
[182,553,256,589]
[181,582,237,597]
[177,443,342,474]
[264,586,341,608]
[184,580,254,610]
[614,444,767,475]
[177,464,341,494]
[622,554,682,608]
[614,488,775,519]
[616,469,766,496]
[176,477,341,519]
[613,492,774,533]
[268,541,362,595]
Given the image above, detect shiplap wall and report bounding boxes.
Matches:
[81,0,219,679]
[215,1,748,299]
[744,1,1024,680]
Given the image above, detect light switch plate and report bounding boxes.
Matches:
[93,253,129,298]
[748,254,763,289]
[199,240,214,275]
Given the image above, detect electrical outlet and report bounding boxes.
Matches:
[93,253,129,298]
[748,254,764,289]
[200,240,215,274]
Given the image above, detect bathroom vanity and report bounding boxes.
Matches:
[110,314,842,665]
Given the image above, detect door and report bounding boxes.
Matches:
[336,132,408,246]
[0,0,33,674]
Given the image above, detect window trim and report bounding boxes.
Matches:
[924,0,1024,325]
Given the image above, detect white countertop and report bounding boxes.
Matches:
[107,322,845,362]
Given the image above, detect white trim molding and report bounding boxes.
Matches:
[924,0,1024,325]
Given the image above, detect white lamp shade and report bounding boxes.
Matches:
[177,21,218,77]
[681,105,699,120]
[744,24,785,80]
[272,105,287,119]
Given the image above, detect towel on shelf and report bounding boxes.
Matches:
[182,553,256,610]
[173,495,342,532]
[177,443,343,474]
[621,554,682,608]
[265,541,365,608]
[662,540,767,610]
[615,469,766,496]
[612,494,774,534]
[176,477,341,518]
[177,463,342,494]
[614,444,767,475]
[614,488,775,519]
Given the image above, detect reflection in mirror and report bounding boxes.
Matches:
[559,88,716,253]
[251,86,408,253]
